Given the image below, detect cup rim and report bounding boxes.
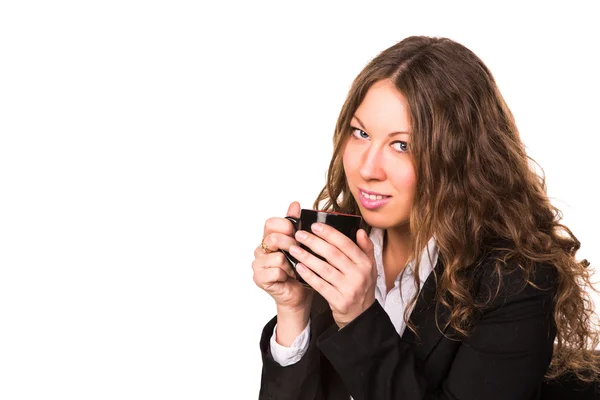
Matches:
[304,209,362,219]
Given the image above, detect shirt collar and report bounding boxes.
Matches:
[369,227,438,284]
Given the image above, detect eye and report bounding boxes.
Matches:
[350,126,409,153]
[350,126,369,139]
[391,141,409,153]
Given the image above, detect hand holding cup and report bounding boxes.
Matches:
[252,201,313,312]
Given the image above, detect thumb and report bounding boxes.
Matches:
[286,201,301,219]
[357,229,374,257]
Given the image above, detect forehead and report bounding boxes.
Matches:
[354,80,411,132]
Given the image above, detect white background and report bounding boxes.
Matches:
[1,1,598,398]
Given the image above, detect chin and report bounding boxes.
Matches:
[361,209,410,231]
[359,211,391,230]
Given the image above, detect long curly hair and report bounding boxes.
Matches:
[313,35,599,382]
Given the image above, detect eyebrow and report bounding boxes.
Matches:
[352,115,410,136]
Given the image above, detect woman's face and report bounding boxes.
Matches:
[342,79,416,230]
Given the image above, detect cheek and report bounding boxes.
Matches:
[342,145,355,175]
[390,161,417,192]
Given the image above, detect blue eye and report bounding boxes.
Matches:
[350,126,409,153]
[392,141,408,152]
[351,127,369,139]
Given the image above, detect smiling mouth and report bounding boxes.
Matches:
[360,191,391,200]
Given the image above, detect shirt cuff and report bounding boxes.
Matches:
[269,319,311,366]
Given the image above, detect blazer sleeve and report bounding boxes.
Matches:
[316,262,558,400]
[258,314,323,400]
[258,290,348,400]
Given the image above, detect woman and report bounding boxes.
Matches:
[252,36,599,399]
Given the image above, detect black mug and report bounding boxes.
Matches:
[281,209,363,287]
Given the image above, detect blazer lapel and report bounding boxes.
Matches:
[311,253,452,365]
[401,256,451,365]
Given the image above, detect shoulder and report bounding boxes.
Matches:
[470,249,558,312]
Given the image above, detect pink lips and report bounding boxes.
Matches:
[358,187,391,210]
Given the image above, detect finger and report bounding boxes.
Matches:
[262,232,297,253]
[252,251,296,279]
[286,201,301,219]
[262,201,301,241]
[356,229,377,280]
[308,223,369,265]
[293,229,353,275]
[254,264,289,287]
[356,229,375,261]
[289,244,345,285]
[263,217,294,238]
[296,263,341,305]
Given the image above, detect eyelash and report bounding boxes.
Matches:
[349,126,409,153]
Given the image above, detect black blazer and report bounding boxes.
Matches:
[258,252,560,400]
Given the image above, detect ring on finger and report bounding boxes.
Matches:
[261,239,272,254]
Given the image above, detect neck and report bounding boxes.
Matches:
[382,224,413,291]
[384,224,412,260]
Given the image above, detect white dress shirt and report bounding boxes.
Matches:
[269,228,439,384]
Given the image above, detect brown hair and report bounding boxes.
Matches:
[313,35,599,382]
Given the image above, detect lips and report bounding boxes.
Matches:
[357,187,391,210]
[358,187,391,199]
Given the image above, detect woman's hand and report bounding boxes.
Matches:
[289,223,376,329]
[252,201,313,312]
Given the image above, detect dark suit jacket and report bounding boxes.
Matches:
[258,252,559,400]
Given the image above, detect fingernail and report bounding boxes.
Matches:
[289,245,302,256]
[311,223,322,233]
[296,231,308,240]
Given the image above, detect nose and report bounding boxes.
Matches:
[359,145,386,181]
